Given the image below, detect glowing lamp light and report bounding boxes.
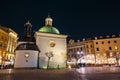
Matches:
[81,51,84,54]
[25,53,30,58]
[68,65,71,69]
[77,51,80,54]
[115,46,118,50]
[0,56,2,58]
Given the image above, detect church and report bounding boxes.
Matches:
[14,15,67,69]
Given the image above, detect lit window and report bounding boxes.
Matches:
[115,46,118,50]
[110,52,113,57]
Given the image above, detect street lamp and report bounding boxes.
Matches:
[75,51,80,68]
[115,46,119,66]
[116,52,119,66]
[76,51,86,67]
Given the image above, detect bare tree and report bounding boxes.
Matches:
[45,52,54,69]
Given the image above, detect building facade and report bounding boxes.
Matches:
[14,21,40,68]
[0,26,18,67]
[90,35,120,65]
[35,16,67,69]
[67,39,86,67]
[67,35,120,66]
[14,16,67,69]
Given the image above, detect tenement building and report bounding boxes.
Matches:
[0,26,18,67]
[85,35,120,66]
[67,39,86,67]
[67,34,120,67]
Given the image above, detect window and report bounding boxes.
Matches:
[0,42,2,47]
[109,47,112,50]
[90,45,92,48]
[86,45,88,48]
[72,49,74,52]
[81,47,83,51]
[101,41,104,44]
[1,36,4,39]
[74,48,77,52]
[96,42,98,44]
[96,48,99,51]
[77,48,79,51]
[108,41,110,44]
[87,50,89,53]
[114,40,117,43]
[4,44,6,48]
[68,55,70,58]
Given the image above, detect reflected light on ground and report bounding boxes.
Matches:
[8,69,12,74]
[81,67,85,74]
[76,67,86,74]
[68,65,71,69]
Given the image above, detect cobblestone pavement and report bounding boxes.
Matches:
[1,67,120,80]
[76,66,120,74]
[0,69,78,80]
[74,66,120,80]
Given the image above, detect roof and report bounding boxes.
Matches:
[18,36,35,42]
[15,42,40,52]
[0,25,17,35]
[38,25,60,34]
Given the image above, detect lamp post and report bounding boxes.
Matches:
[116,52,119,66]
[115,46,119,66]
[75,51,80,68]
[76,51,86,67]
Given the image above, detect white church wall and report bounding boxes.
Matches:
[14,50,39,68]
[35,32,67,69]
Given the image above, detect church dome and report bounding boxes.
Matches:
[38,15,60,34]
[38,26,60,34]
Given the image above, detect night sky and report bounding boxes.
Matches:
[0,0,120,41]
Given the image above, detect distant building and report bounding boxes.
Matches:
[35,15,67,69]
[68,35,120,66]
[84,35,120,65]
[0,25,18,66]
[67,39,86,67]
[14,21,40,68]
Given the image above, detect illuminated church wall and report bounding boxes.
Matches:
[14,50,38,68]
[14,16,67,69]
[35,32,67,69]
